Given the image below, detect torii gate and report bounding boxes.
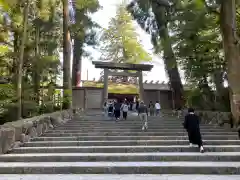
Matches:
[92,61,153,103]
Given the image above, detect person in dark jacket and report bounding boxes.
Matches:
[114,100,121,121]
[183,108,204,153]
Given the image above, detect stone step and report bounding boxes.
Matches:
[56,126,223,130]
[64,122,212,126]
[48,129,231,133]
[54,125,226,129]
[56,121,222,128]
[0,174,239,180]
[61,124,220,128]
[2,152,240,162]
[63,121,219,124]
[10,145,240,153]
[42,132,237,137]
[22,140,240,147]
[64,120,185,123]
[61,124,223,128]
[0,161,239,174]
[35,135,239,141]
[54,128,226,132]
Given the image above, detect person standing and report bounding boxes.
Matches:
[149,101,155,116]
[183,108,204,153]
[108,101,114,117]
[136,100,139,111]
[121,101,129,120]
[114,100,121,121]
[138,101,148,131]
[103,101,108,117]
[155,101,161,116]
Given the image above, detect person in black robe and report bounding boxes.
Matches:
[183,108,204,153]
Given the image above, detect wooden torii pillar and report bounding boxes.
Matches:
[103,68,109,102]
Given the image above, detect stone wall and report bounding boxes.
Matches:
[195,111,232,126]
[0,110,73,154]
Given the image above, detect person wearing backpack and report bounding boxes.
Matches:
[108,101,114,117]
[121,101,129,120]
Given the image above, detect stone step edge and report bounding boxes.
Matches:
[25,140,240,143]
[0,161,239,167]
[0,174,238,180]
[13,145,240,149]
[2,152,240,157]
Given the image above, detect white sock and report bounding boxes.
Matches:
[189,143,193,147]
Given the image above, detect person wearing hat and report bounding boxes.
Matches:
[138,101,148,131]
[183,108,204,153]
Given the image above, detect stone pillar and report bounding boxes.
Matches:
[103,68,109,103]
[138,71,144,102]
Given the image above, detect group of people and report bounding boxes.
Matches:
[104,99,205,153]
[148,101,161,116]
[103,100,130,121]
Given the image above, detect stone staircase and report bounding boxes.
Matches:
[0,113,240,179]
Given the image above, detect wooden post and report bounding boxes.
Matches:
[103,68,109,103]
[138,71,144,102]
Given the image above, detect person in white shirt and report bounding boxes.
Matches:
[155,101,161,116]
[121,101,129,120]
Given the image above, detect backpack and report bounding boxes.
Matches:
[122,104,128,112]
[108,104,113,112]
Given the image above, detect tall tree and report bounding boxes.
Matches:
[0,0,68,123]
[16,0,29,119]
[62,0,72,109]
[71,0,100,87]
[199,0,240,123]
[100,3,151,64]
[128,0,184,109]
[170,0,227,110]
[219,0,240,123]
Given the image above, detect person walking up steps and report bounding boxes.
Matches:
[149,101,155,116]
[155,101,161,116]
[183,108,204,153]
[138,101,148,131]
[121,101,129,120]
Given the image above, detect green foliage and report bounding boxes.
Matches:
[100,3,151,63]
[170,0,225,83]
[0,0,66,123]
[128,0,233,110]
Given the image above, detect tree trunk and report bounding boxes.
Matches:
[220,0,240,125]
[72,38,83,86]
[72,10,84,87]
[62,0,72,109]
[12,31,19,86]
[213,70,228,110]
[152,3,184,109]
[33,25,40,104]
[16,0,29,119]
